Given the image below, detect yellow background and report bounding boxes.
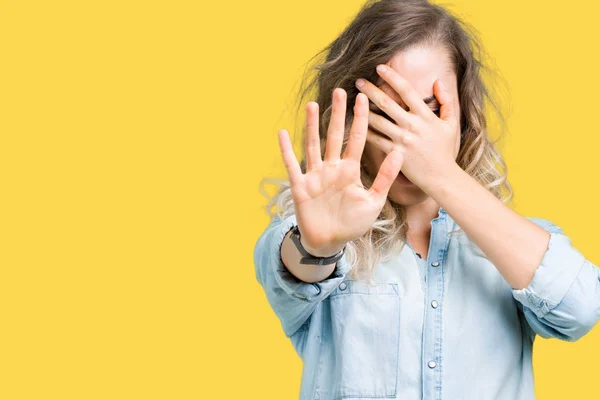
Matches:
[1,0,598,398]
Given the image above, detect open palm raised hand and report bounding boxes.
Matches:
[278,88,405,257]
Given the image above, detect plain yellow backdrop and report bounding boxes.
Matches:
[1,0,599,399]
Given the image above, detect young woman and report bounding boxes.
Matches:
[254,1,600,399]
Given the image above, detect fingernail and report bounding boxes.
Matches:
[356,78,365,87]
[376,64,387,73]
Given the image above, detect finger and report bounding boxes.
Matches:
[368,149,404,201]
[357,78,412,129]
[278,129,303,186]
[367,110,404,142]
[342,93,369,162]
[324,88,346,162]
[305,101,322,171]
[375,64,431,117]
[434,79,456,122]
[365,128,397,154]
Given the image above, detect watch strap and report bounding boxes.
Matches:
[289,225,345,265]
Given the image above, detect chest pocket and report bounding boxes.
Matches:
[327,279,400,399]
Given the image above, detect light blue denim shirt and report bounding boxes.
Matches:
[254,207,600,400]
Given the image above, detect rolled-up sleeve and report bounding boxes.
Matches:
[253,214,352,337]
[511,217,600,341]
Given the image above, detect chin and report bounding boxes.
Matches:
[387,181,429,206]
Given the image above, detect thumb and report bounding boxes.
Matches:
[368,149,404,202]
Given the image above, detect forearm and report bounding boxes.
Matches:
[422,162,551,290]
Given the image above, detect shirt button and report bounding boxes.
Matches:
[431,261,440,267]
[431,300,438,308]
[428,360,437,369]
[339,282,347,290]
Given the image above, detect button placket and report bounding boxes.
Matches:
[422,211,449,400]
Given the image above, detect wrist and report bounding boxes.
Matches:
[299,235,346,258]
[419,161,463,197]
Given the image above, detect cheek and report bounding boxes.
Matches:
[454,104,461,157]
[455,133,460,159]
[362,143,386,177]
[366,144,385,166]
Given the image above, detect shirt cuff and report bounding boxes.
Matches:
[511,231,586,319]
[271,214,352,302]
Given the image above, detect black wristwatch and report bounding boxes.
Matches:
[288,225,346,265]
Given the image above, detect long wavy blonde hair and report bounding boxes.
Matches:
[258,0,514,280]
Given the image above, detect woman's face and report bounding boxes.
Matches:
[361,45,461,206]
